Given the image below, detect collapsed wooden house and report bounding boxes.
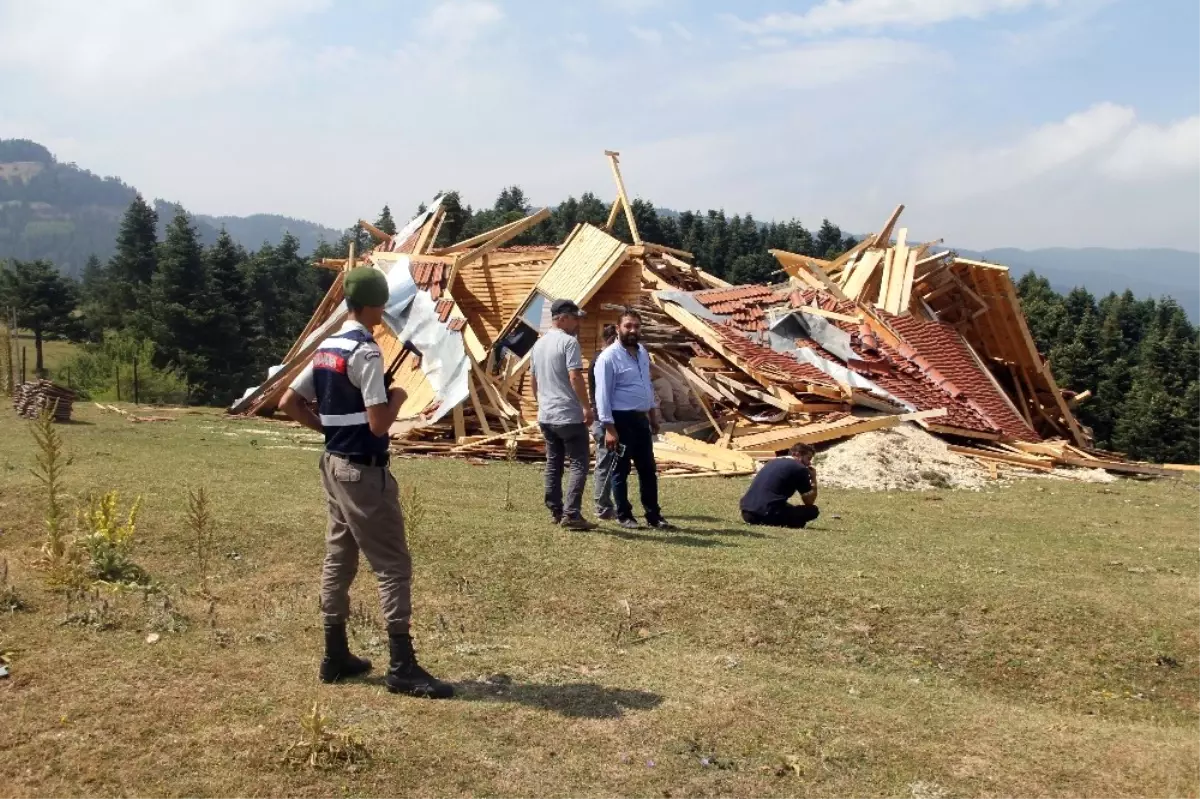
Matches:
[230,154,1175,480]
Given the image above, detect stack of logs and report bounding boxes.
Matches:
[13,379,76,422]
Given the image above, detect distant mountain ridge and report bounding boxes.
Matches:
[954,246,1199,321]
[0,138,341,277]
[2,139,1195,319]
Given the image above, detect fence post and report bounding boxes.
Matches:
[133,359,139,405]
[21,346,26,385]
[115,364,121,402]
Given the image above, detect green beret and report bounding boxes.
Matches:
[343,267,389,307]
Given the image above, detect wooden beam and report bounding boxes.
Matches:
[997,275,1087,447]
[1054,455,1180,478]
[719,420,737,448]
[877,248,895,308]
[712,373,791,411]
[884,229,910,314]
[359,220,392,244]
[448,208,551,291]
[412,206,444,255]
[1067,389,1092,406]
[465,373,492,436]
[921,422,1003,442]
[769,249,848,300]
[895,249,918,314]
[431,213,545,255]
[452,403,466,442]
[604,150,641,245]
[869,204,906,248]
[660,432,756,471]
[471,358,520,419]
[660,470,755,480]
[948,445,1054,471]
[842,249,882,301]
[449,422,539,452]
[798,305,862,325]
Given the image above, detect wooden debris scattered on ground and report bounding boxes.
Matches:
[93,403,176,423]
[229,153,1181,482]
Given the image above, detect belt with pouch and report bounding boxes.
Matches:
[329,452,390,467]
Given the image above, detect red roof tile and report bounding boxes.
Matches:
[886,314,1037,440]
[681,284,1031,437]
[703,320,838,389]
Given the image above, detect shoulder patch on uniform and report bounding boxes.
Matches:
[361,347,382,361]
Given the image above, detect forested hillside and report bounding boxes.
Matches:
[0,139,339,276]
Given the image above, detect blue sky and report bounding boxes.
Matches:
[1,0,1197,250]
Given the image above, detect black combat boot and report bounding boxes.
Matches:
[318,622,372,683]
[385,631,454,699]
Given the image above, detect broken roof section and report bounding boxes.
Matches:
[228,150,1147,478]
[769,204,1086,445]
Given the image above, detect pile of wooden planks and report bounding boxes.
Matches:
[13,380,75,422]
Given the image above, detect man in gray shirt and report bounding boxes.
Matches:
[530,299,596,530]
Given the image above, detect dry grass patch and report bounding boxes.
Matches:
[0,404,1196,797]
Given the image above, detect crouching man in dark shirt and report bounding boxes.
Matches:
[740,443,820,529]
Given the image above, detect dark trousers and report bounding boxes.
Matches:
[741,504,820,529]
[540,422,590,519]
[592,420,617,514]
[611,410,662,523]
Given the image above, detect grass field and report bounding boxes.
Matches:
[8,333,80,383]
[1,404,1197,797]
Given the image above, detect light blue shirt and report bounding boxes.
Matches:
[594,341,656,424]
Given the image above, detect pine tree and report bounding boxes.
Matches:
[78,254,109,339]
[814,219,844,259]
[729,253,779,285]
[433,191,469,248]
[142,208,214,398]
[204,230,257,401]
[1112,369,1179,462]
[107,194,158,323]
[374,205,397,236]
[0,259,79,376]
[494,186,529,215]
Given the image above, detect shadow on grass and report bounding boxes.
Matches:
[455,676,664,718]
[683,525,770,539]
[669,514,722,522]
[585,526,734,548]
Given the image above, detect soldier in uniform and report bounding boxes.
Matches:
[280,266,453,699]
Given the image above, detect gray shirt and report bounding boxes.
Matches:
[530,327,585,425]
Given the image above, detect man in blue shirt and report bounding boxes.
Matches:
[594,308,674,530]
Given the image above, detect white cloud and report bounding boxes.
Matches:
[734,0,1057,36]
[1102,115,1200,180]
[913,104,1200,248]
[925,103,1200,200]
[928,103,1134,196]
[0,0,328,96]
[417,0,504,48]
[630,25,663,45]
[603,0,668,14]
[669,21,694,41]
[700,38,945,95]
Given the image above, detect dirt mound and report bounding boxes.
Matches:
[815,423,989,491]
